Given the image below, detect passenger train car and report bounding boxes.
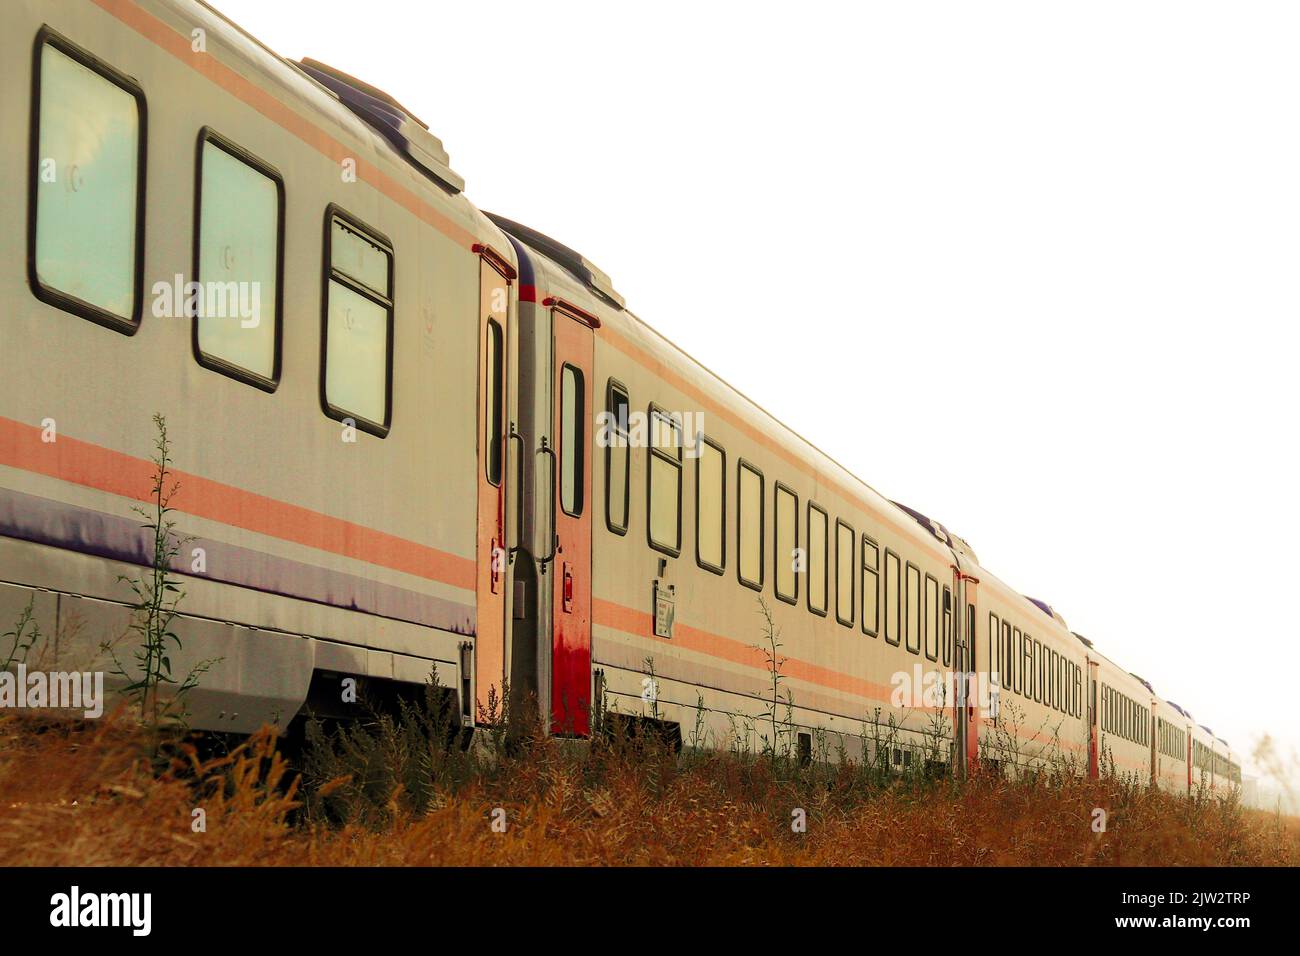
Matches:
[0,0,1242,794]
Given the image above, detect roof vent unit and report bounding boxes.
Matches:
[296,58,464,194]
[1200,724,1214,735]
[1071,631,1093,648]
[889,501,979,564]
[1129,672,1154,694]
[1166,700,1186,717]
[483,212,625,310]
[1025,597,1068,630]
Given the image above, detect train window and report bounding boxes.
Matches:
[1018,628,1029,698]
[194,130,283,389]
[923,574,939,660]
[774,483,798,602]
[31,30,146,333]
[861,536,879,637]
[647,406,683,555]
[883,549,901,644]
[323,210,393,435]
[989,614,1001,686]
[737,461,764,590]
[808,504,829,616]
[560,364,585,515]
[1045,650,1055,712]
[1004,622,1017,695]
[605,381,631,535]
[835,520,855,627]
[905,562,921,655]
[485,321,504,484]
[941,586,952,666]
[695,437,725,573]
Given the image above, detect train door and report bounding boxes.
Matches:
[475,248,515,724]
[545,298,598,735]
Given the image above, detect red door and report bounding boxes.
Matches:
[475,250,514,723]
[547,299,596,735]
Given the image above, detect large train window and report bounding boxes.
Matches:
[807,504,829,616]
[835,520,855,627]
[941,586,952,666]
[605,381,630,535]
[774,483,798,603]
[883,549,900,644]
[559,364,585,515]
[696,436,725,573]
[30,29,146,334]
[989,613,1001,686]
[904,562,921,655]
[485,320,504,484]
[193,130,284,389]
[737,461,764,590]
[923,574,938,659]
[861,536,879,637]
[322,209,393,436]
[647,406,683,556]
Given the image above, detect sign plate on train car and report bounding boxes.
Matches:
[654,582,675,639]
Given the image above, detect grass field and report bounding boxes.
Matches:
[0,703,1295,867]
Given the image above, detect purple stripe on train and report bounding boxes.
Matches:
[0,487,475,635]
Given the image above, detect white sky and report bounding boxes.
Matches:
[210,0,1298,777]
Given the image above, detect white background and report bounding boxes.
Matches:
[210,0,1299,782]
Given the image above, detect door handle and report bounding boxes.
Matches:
[508,424,525,560]
[537,437,558,572]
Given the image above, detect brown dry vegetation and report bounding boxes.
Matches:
[0,704,1295,867]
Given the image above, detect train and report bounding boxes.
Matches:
[0,0,1241,794]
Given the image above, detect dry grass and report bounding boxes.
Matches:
[0,707,1295,867]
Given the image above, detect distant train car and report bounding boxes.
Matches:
[1154,699,1190,793]
[0,0,1242,792]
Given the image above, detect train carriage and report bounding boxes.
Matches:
[0,0,1241,794]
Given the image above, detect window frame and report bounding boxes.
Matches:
[558,362,585,517]
[861,534,880,638]
[319,204,395,437]
[191,126,285,391]
[773,481,799,604]
[645,403,684,558]
[28,27,148,336]
[604,378,631,536]
[736,458,765,592]
[694,433,726,574]
[904,561,922,655]
[834,519,855,628]
[882,548,901,644]
[923,572,939,660]
[807,502,830,617]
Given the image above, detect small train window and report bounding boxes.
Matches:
[774,483,798,603]
[605,381,630,534]
[923,574,938,659]
[808,504,829,616]
[559,364,584,516]
[485,321,504,484]
[193,130,284,389]
[835,520,855,627]
[322,209,393,436]
[696,437,725,573]
[30,30,146,333]
[941,585,952,666]
[904,562,921,655]
[737,461,764,591]
[883,549,900,644]
[861,535,879,638]
[989,613,1002,686]
[647,406,683,556]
